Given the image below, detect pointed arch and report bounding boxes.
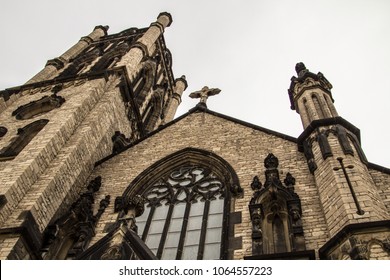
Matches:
[122,147,242,199]
[142,84,165,133]
[116,148,242,260]
[249,154,306,256]
[133,59,158,105]
[0,119,49,161]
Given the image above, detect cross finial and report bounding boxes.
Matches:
[189,86,221,105]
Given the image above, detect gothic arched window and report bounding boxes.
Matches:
[0,119,49,161]
[115,148,243,260]
[137,165,225,260]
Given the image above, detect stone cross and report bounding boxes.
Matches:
[189,86,221,104]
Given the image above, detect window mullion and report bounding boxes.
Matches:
[197,199,210,260]
[176,202,192,260]
[156,203,174,259]
[141,206,155,241]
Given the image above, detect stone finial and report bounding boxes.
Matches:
[264,153,279,169]
[175,75,188,90]
[251,176,262,191]
[157,12,173,27]
[94,25,109,36]
[295,62,306,75]
[189,86,221,105]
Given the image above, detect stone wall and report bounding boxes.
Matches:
[0,75,132,258]
[370,168,390,213]
[87,111,329,259]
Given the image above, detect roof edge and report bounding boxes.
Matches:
[95,106,298,167]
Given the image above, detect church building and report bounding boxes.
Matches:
[0,12,389,260]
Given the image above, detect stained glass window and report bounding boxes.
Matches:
[136,166,226,260]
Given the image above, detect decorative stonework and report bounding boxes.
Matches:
[12,94,65,120]
[41,176,110,259]
[249,153,305,256]
[115,194,146,219]
[288,62,333,110]
[331,236,390,260]
[111,131,132,154]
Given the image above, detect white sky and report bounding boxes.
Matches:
[1,0,389,167]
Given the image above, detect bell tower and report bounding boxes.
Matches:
[0,12,187,259]
[289,63,390,259]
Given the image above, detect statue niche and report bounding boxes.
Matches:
[249,153,305,256]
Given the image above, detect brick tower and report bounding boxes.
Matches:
[0,12,187,259]
[289,62,390,259]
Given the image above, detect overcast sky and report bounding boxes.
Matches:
[1,0,389,167]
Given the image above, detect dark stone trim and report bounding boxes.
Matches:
[289,85,333,111]
[45,57,65,70]
[77,223,157,260]
[318,220,390,259]
[367,162,390,175]
[158,12,173,27]
[94,25,109,36]
[303,139,317,174]
[131,41,149,57]
[0,194,7,209]
[192,107,297,142]
[244,249,316,260]
[12,94,65,120]
[297,117,361,152]
[317,132,333,160]
[150,22,164,33]
[121,147,242,199]
[175,75,188,90]
[336,125,354,156]
[0,126,7,138]
[0,66,128,102]
[288,63,333,111]
[95,27,148,42]
[0,211,43,259]
[80,36,94,44]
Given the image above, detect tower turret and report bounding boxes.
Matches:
[289,63,390,259]
[288,62,338,129]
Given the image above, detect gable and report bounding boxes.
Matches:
[87,109,325,257]
[96,108,298,166]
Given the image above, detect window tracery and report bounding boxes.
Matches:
[136,165,225,260]
[114,148,242,260]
